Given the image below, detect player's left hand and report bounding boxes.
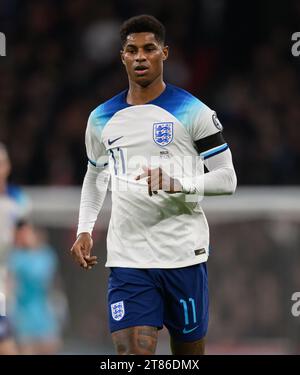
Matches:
[135,166,183,196]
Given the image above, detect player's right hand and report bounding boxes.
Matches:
[70,232,97,270]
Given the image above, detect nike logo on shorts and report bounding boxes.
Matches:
[108,136,123,145]
[182,325,199,334]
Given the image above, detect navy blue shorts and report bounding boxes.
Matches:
[107,262,209,342]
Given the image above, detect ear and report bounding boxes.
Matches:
[120,50,126,65]
[162,45,169,61]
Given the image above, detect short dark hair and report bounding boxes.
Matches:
[120,15,165,46]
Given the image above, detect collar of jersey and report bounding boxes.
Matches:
[123,83,169,107]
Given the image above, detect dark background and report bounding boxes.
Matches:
[1,0,300,186]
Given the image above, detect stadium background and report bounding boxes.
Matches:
[1,0,300,353]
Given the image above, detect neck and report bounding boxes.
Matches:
[127,76,166,105]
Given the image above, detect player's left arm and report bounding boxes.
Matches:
[136,108,237,196]
[180,107,237,195]
[179,133,237,195]
[136,145,236,196]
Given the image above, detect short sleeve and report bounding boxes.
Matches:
[191,105,223,141]
[85,111,109,168]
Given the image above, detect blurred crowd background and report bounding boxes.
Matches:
[1,0,300,185]
[1,0,300,354]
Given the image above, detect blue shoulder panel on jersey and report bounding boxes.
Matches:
[91,90,129,129]
[150,84,205,129]
[90,84,204,130]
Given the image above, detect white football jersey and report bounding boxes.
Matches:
[86,84,223,268]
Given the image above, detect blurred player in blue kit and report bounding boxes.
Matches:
[7,221,62,354]
[0,143,30,354]
[70,15,237,354]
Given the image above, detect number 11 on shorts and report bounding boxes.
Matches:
[180,298,196,325]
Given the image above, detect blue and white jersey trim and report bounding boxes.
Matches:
[88,158,108,168]
[201,143,228,160]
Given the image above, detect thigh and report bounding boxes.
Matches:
[162,262,209,345]
[112,325,158,355]
[108,268,164,334]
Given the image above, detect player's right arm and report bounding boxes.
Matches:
[70,111,110,270]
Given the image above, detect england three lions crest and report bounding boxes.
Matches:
[111,301,125,321]
[153,122,173,147]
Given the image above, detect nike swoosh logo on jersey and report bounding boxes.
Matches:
[108,136,123,145]
[182,325,199,334]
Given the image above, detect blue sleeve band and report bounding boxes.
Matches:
[201,143,229,160]
[88,158,97,167]
[88,158,108,168]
